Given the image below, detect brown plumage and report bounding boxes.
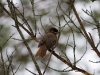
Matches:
[35,28,58,58]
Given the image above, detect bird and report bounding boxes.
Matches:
[35,27,58,58]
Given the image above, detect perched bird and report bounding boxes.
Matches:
[35,27,58,58]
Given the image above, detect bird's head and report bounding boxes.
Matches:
[48,27,58,35]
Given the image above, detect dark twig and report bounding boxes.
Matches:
[48,49,92,75]
[6,0,42,75]
[30,0,37,36]
[0,47,6,75]
[25,68,37,75]
[71,2,100,58]
[89,60,100,63]
[43,50,53,75]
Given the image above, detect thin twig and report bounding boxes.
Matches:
[6,0,42,75]
[71,2,100,57]
[43,51,53,75]
[25,68,37,75]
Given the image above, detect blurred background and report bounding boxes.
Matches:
[0,0,100,75]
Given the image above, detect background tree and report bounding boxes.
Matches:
[0,0,100,75]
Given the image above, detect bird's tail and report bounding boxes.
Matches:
[35,44,47,58]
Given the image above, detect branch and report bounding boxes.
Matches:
[48,49,92,75]
[70,1,100,57]
[6,0,42,75]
